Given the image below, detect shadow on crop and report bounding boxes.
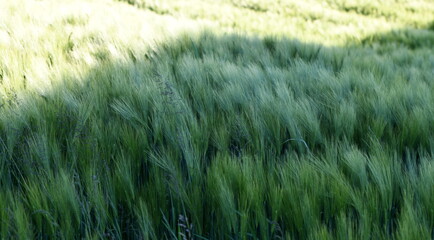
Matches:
[0,24,433,239]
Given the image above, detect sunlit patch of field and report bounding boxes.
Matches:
[0,0,433,239]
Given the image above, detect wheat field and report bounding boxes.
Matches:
[0,0,433,239]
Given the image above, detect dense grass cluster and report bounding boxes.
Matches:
[1,0,433,239]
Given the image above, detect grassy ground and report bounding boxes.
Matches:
[0,0,433,239]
